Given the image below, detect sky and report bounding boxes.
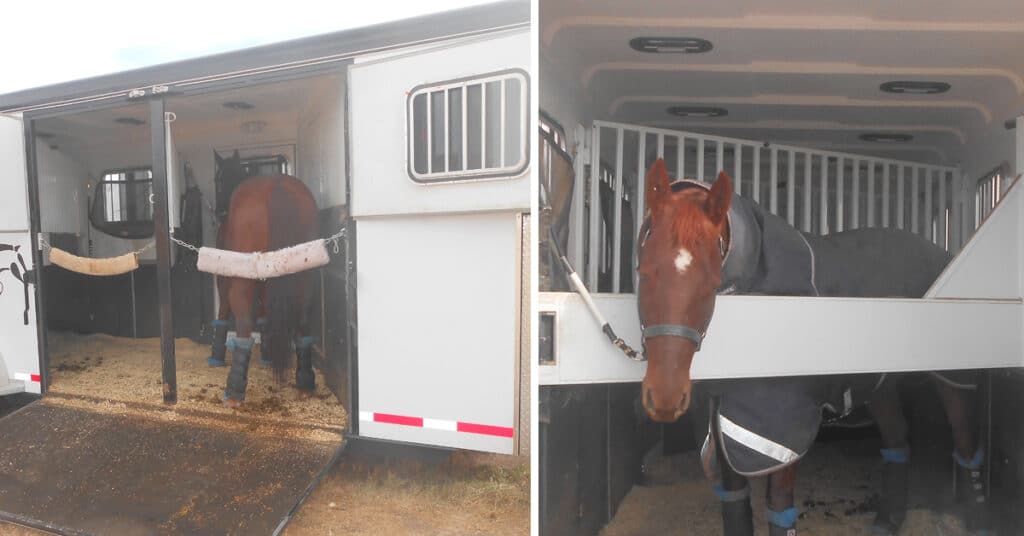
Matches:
[0,0,499,95]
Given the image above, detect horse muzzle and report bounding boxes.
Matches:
[642,383,691,422]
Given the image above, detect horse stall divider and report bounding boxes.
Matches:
[149,98,176,404]
[581,121,962,291]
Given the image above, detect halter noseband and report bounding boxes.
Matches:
[642,323,706,351]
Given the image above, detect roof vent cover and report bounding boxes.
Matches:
[667,106,728,118]
[630,37,712,54]
[859,133,913,143]
[880,81,951,94]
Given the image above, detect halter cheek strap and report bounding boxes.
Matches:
[642,324,706,351]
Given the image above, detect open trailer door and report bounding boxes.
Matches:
[349,27,531,455]
[0,113,41,397]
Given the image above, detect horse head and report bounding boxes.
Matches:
[213,149,248,223]
[637,159,732,422]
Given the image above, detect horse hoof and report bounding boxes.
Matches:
[222,392,243,408]
[297,390,314,399]
[207,357,226,367]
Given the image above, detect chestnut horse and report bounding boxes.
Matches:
[637,159,992,535]
[207,151,319,407]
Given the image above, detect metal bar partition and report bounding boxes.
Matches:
[581,121,962,291]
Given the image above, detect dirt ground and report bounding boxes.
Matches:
[0,445,530,536]
[0,333,528,535]
[601,439,975,536]
[285,451,530,536]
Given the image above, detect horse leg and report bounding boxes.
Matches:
[207,276,231,367]
[224,279,257,407]
[867,377,910,535]
[293,272,315,397]
[257,284,271,367]
[931,376,993,534]
[714,417,754,536]
[766,464,798,535]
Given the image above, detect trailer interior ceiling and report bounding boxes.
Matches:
[541,0,1024,177]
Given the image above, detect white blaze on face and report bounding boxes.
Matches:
[674,247,693,274]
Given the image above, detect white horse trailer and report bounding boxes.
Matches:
[538,1,1024,534]
[0,2,528,533]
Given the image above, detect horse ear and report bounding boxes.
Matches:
[232,149,240,161]
[645,159,671,214]
[705,171,733,225]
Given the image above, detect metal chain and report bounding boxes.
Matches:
[324,226,346,255]
[133,241,156,256]
[170,234,201,253]
[37,234,52,253]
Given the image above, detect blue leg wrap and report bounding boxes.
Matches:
[767,507,798,529]
[296,335,315,349]
[713,483,750,502]
[953,447,983,470]
[232,337,254,351]
[207,319,230,367]
[881,447,909,463]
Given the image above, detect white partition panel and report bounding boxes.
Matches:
[539,293,1023,385]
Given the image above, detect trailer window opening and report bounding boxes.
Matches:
[235,154,290,176]
[974,166,1004,229]
[100,168,153,224]
[408,70,529,182]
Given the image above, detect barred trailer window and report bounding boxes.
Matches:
[974,167,1005,229]
[101,168,153,223]
[408,69,529,182]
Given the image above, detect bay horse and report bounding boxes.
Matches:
[637,159,993,535]
[207,150,319,407]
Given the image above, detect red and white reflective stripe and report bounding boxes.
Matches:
[13,373,40,383]
[359,411,514,438]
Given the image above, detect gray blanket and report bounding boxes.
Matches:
[691,184,964,476]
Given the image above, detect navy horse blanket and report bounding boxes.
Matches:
[678,181,973,476]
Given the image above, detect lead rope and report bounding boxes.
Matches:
[540,182,645,362]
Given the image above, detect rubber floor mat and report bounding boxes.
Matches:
[0,399,340,535]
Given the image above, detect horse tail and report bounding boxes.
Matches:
[264,178,315,383]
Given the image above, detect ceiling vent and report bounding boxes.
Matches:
[630,37,712,54]
[880,81,950,95]
[859,133,913,143]
[114,117,146,126]
[667,106,728,118]
[223,101,254,111]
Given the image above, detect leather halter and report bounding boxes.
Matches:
[638,180,734,354]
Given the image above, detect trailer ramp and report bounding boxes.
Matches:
[0,396,342,535]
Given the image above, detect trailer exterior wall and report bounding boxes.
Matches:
[0,115,41,394]
[349,28,529,454]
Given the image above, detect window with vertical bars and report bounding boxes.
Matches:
[89,167,155,238]
[407,69,529,183]
[99,168,154,224]
[974,166,1005,229]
